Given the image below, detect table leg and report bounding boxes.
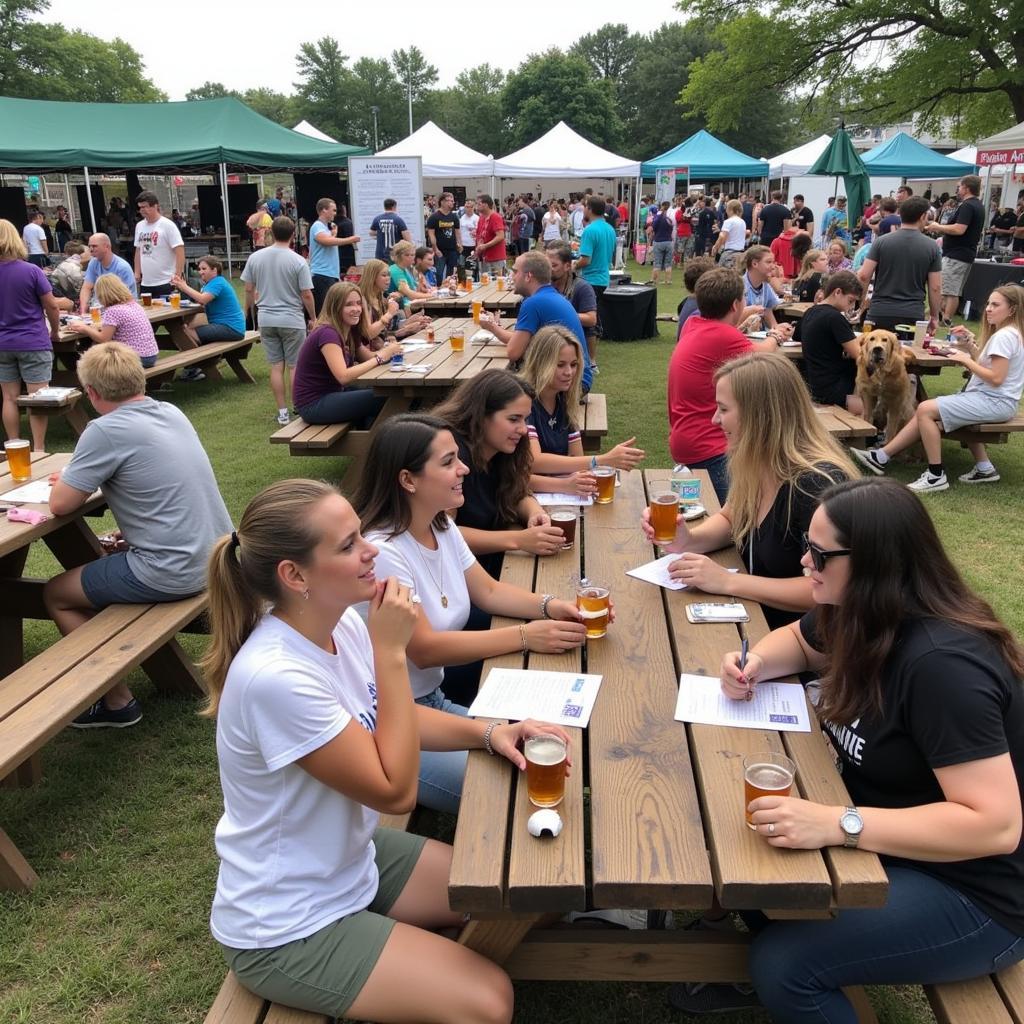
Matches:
[0,825,37,892]
[457,912,557,963]
[140,638,204,698]
[0,549,29,678]
[64,401,92,437]
[43,518,103,569]
[338,395,414,494]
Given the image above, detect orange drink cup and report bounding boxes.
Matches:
[3,439,31,482]
[525,734,567,807]
[141,292,152,307]
[450,329,465,353]
[576,580,611,639]
[650,490,679,544]
[472,298,482,323]
[594,466,616,504]
[426,324,435,342]
[90,306,101,324]
[743,752,796,830]
[170,291,181,309]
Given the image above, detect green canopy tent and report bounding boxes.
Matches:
[807,128,872,245]
[0,96,368,270]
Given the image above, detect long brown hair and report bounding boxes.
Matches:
[317,281,369,362]
[976,284,1024,359]
[358,258,391,317]
[200,479,337,716]
[815,478,1024,724]
[519,325,583,428]
[432,369,533,526]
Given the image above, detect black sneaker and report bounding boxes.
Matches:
[940,316,954,328]
[179,367,206,383]
[71,697,143,729]
[668,981,762,1015]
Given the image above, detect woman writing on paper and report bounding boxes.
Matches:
[642,352,857,630]
[353,414,586,806]
[700,477,1024,1021]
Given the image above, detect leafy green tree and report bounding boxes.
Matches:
[570,23,641,82]
[241,88,299,127]
[294,36,355,140]
[427,66,508,156]
[186,81,234,101]
[390,46,438,132]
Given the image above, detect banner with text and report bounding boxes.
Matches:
[349,156,424,265]
[978,148,1024,167]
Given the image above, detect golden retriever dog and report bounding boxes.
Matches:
[855,330,916,440]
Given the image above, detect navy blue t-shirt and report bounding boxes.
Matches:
[370,212,409,261]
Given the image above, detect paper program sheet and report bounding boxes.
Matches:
[533,493,594,506]
[467,668,603,728]
[674,673,811,732]
[626,557,739,592]
[0,479,52,503]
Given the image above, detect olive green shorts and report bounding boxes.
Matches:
[219,828,427,1017]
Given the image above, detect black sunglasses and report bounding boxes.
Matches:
[802,533,851,573]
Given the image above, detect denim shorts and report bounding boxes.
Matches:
[260,325,305,366]
[0,349,53,384]
[652,240,674,270]
[80,551,183,608]
[195,322,245,344]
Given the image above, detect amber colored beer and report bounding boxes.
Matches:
[472,299,482,324]
[594,466,616,504]
[496,276,505,290]
[525,734,567,807]
[551,509,577,550]
[576,582,610,639]
[650,491,679,544]
[481,272,491,285]
[170,291,181,309]
[426,324,435,342]
[141,293,152,307]
[450,330,465,353]
[742,753,796,829]
[3,439,31,482]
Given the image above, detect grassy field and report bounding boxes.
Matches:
[0,261,1019,1023]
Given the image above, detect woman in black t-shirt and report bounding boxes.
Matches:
[643,353,857,630]
[706,477,1024,1020]
[792,248,828,303]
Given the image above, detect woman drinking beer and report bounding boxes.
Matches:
[697,477,1024,1021]
[642,352,857,630]
[352,414,586,811]
[204,478,567,1023]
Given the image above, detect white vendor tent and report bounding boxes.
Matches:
[377,121,494,177]
[494,121,640,178]
[292,120,338,143]
[768,135,832,178]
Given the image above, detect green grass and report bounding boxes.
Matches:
[1,262,1019,1023]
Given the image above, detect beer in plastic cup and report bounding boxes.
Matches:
[550,508,577,550]
[743,752,796,830]
[141,293,152,307]
[481,273,491,285]
[450,329,465,353]
[914,320,929,345]
[525,734,567,807]
[90,305,101,324]
[862,320,874,334]
[594,466,616,504]
[3,439,31,482]
[472,299,482,324]
[576,580,610,639]
[497,276,505,290]
[650,490,679,544]
[170,291,181,309]
[426,324,435,342]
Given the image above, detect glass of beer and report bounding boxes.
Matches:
[525,733,567,807]
[170,291,181,309]
[450,329,465,353]
[481,272,491,285]
[861,320,874,334]
[550,508,577,550]
[90,305,101,324]
[141,292,152,307]
[472,298,482,324]
[497,275,505,290]
[576,579,610,639]
[3,439,31,482]
[650,490,679,544]
[743,752,796,830]
[594,466,616,504]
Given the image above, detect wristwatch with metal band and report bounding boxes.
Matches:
[840,806,864,848]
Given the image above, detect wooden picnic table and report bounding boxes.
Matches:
[419,279,522,316]
[449,468,887,994]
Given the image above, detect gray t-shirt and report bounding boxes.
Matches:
[62,398,232,594]
[240,245,313,328]
[864,228,942,319]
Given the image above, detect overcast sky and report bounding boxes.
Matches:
[42,0,686,101]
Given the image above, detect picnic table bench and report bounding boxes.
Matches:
[926,959,1024,1023]
[142,331,260,390]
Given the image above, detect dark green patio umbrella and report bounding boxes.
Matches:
[807,127,872,241]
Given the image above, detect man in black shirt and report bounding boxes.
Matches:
[791,194,814,233]
[924,174,985,325]
[695,197,717,256]
[757,190,793,248]
[991,206,1019,249]
[425,192,462,284]
[1014,201,1024,254]
[798,270,865,414]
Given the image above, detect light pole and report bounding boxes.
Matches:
[407,59,413,135]
[370,105,380,152]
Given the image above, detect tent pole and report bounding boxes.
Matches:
[64,174,75,229]
[982,165,993,251]
[83,166,97,233]
[219,163,233,278]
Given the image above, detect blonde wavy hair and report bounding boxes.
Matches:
[715,352,858,544]
[0,219,27,262]
[519,325,583,426]
[359,258,391,312]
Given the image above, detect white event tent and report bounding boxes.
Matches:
[377,121,495,195]
[292,120,338,143]
[494,121,641,179]
[768,134,833,178]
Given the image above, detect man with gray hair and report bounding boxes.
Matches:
[78,233,137,313]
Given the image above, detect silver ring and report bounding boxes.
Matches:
[767,823,776,835]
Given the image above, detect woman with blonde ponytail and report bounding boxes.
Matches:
[204,479,561,1023]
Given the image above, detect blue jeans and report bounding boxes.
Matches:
[414,688,469,815]
[689,453,730,504]
[434,250,458,283]
[748,866,1024,1023]
[297,388,386,429]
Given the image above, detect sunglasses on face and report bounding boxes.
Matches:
[802,533,851,573]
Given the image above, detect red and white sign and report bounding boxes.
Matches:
[978,149,1024,166]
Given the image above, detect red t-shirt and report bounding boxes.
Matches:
[668,316,753,464]
[770,229,800,278]
[617,202,628,223]
[674,207,693,237]
[476,211,507,263]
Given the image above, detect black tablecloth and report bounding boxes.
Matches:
[960,261,1024,320]
[599,284,658,341]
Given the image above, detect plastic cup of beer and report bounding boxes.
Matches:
[497,275,505,290]
[450,329,465,353]
[481,272,491,285]
[576,579,611,639]
[594,466,616,504]
[170,291,181,309]
[550,508,577,550]
[743,752,796,830]
[862,320,874,334]
[472,298,483,324]
[141,292,152,307]
[525,733,568,807]
[90,305,101,324]
[650,490,679,544]
[3,439,31,482]
[426,324,435,342]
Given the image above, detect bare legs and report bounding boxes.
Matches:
[268,361,291,412]
[2,379,49,450]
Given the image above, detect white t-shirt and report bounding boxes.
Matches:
[542,212,562,241]
[721,216,747,251]
[361,519,476,699]
[967,325,1024,402]
[459,212,479,247]
[134,215,184,286]
[210,610,380,949]
[23,222,46,254]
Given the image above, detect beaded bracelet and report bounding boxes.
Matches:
[482,721,497,756]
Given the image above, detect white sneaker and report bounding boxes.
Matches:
[908,471,949,493]
[849,446,886,476]
[276,410,290,426]
[958,466,1000,484]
